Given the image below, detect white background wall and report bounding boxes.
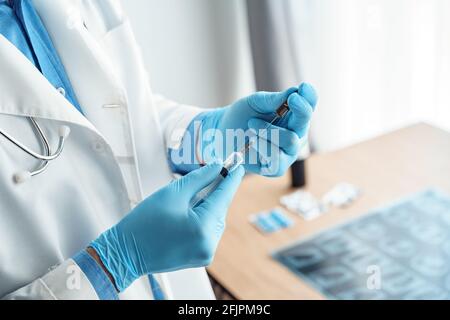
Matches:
[121,0,255,108]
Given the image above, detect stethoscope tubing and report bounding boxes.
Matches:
[29,117,51,176]
[0,117,65,161]
[0,117,70,181]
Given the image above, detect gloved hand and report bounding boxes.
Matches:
[198,83,317,177]
[91,163,245,292]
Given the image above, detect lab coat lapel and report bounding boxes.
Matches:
[32,0,135,159]
[32,0,126,108]
[0,35,96,133]
[0,33,134,215]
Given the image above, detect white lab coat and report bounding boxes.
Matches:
[0,0,215,300]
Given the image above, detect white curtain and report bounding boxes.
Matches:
[288,0,450,151]
[122,0,450,152]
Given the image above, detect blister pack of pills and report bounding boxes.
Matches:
[250,208,294,234]
[280,191,326,221]
[280,183,362,220]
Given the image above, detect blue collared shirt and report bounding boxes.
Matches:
[0,0,82,113]
[0,0,167,300]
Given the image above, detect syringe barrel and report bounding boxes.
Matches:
[190,174,224,208]
[222,152,244,177]
[190,152,244,208]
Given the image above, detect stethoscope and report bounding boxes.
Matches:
[0,117,70,184]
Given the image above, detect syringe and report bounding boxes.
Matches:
[190,102,291,208]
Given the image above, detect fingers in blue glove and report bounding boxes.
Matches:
[246,83,317,115]
[248,118,301,156]
[172,163,223,203]
[245,141,294,177]
[299,82,318,110]
[247,87,298,115]
[286,93,314,138]
[196,165,245,220]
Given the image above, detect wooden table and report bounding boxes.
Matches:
[208,124,450,300]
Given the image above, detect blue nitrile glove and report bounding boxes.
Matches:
[198,83,318,177]
[91,163,245,292]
